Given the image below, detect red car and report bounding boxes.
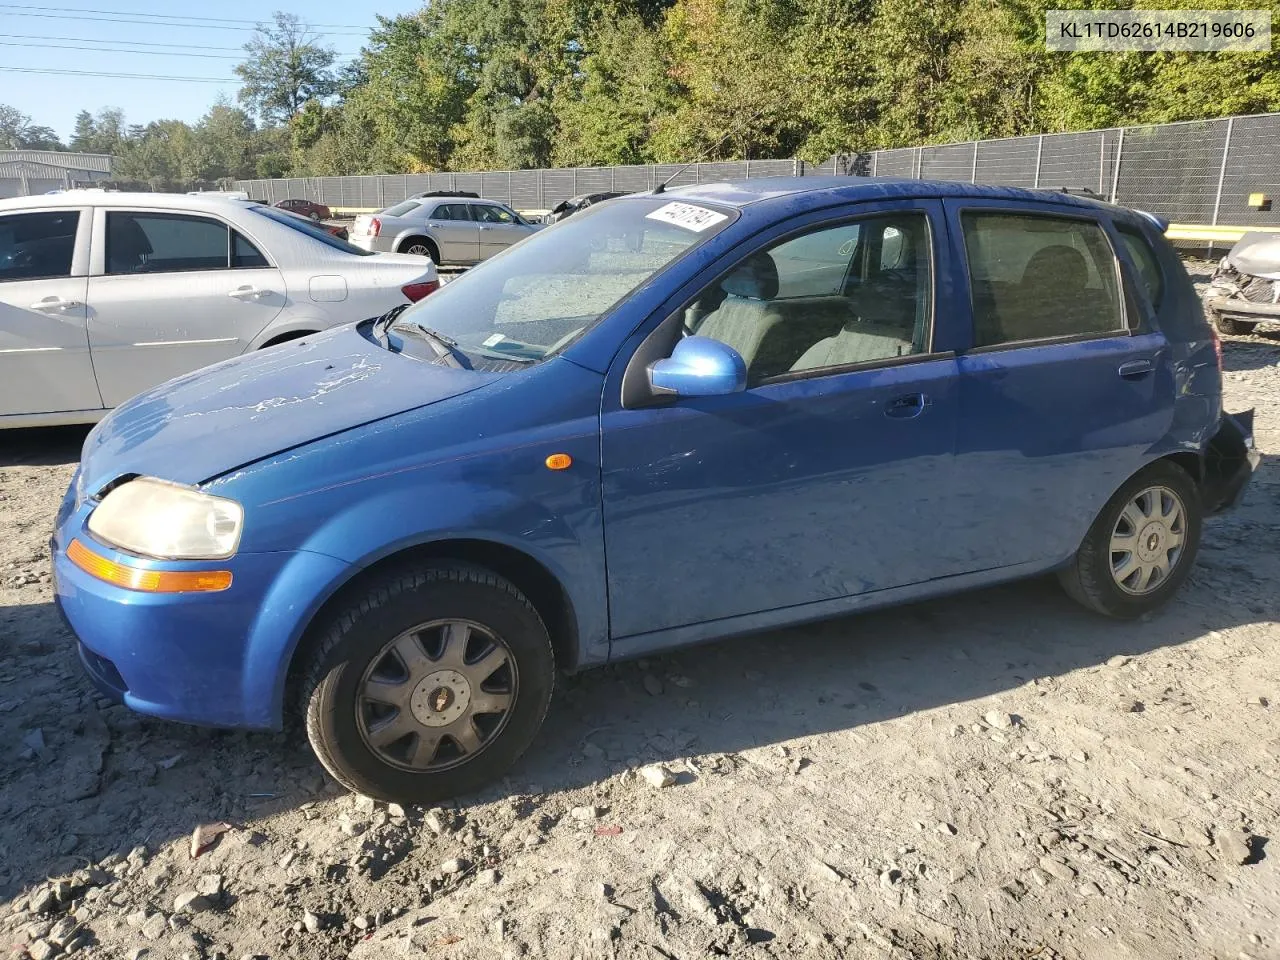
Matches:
[275,198,332,221]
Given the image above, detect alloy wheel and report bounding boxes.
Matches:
[1109,484,1186,595]
[356,619,517,771]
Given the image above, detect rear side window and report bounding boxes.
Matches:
[107,212,228,275]
[232,231,269,269]
[0,211,79,281]
[1116,224,1165,309]
[961,212,1125,347]
[432,203,472,221]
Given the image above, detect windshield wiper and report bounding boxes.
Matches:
[373,303,411,340]
[391,319,468,368]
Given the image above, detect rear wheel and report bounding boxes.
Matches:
[400,237,439,263]
[309,211,321,221]
[300,562,554,802]
[1058,461,1202,618]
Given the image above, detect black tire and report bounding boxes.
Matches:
[1058,461,1202,619]
[299,562,554,802]
[1213,313,1257,336]
[399,236,439,263]
[309,211,321,221]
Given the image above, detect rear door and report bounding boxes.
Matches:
[424,202,479,263]
[472,203,531,259]
[0,207,102,417]
[86,209,286,406]
[943,199,1175,569]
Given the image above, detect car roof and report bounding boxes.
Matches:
[656,176,1125,216]
[0,191,264,214]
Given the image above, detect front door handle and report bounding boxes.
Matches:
[30,297,79,312]
[1118,359,1154,380]
[885,393,928,419]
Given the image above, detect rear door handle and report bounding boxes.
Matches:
[29,297,79,312]
[885,393,928,419]
[1118,359,1154,380]
[228,285,268,300]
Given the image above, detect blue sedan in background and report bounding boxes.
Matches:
[52,177,1257,802]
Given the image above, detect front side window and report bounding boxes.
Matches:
[0,211,79,282]
[384,197,735,366]
[432,203,472,222]
[961,212,1125,347]
[106,212,228,275]
[472,204,516,224]
[686,212,933,385]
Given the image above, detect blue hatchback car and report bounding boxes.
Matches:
[53,178,1258,801]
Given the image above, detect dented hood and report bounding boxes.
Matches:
[1227,231,1280,280]
[78,323,501,492]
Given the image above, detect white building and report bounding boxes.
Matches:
[0,150,113,198]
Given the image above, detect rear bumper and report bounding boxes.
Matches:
[1203,409,1259,514]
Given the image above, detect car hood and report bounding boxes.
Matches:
[1227,231,1280,280]
[78,324,501,492]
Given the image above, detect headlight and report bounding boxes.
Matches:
[87,477,243,560]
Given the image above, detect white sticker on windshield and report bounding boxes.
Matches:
[645,201,728,232]
[482,333,506,347]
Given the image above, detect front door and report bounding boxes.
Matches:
[0,208,102,417]
[86,209,285,406]
[944,200,1175,569]
[601,202,965,643]
[472,203,530,260]
[424,203,479,264]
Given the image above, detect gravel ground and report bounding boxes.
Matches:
[2,263,1279,960]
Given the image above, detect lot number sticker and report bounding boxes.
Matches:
[645,201,728,232]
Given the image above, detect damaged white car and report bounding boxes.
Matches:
[1205,231,1280,335]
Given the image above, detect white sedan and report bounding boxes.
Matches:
[0,192,439,428]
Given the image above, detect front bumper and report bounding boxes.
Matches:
[52,515,351,730]
[1206,296,1280,320]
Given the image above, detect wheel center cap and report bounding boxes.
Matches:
[410,669,471,727]
[1137,521,1166,562]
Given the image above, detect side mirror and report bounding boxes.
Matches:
[648,336,746,398]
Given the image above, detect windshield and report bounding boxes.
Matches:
[389,196,735,364]
[249,205,375,255]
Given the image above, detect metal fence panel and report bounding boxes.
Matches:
[510,170,541,209]
[874,148,916,177]
[1115,119,1226,223]
[920,142,975,181]
[231,112,1280,231]
[613,166,653,193]
[973,136,1039,187]
[1219,115,1280,227]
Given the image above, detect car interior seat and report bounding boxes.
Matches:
[107,218,154,274]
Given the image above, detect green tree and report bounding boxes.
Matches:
[0,104,63,150]
[552,14,677,165]
[235,11,338,124]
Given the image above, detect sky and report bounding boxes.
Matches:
[1,0,423,142]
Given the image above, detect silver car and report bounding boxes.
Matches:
[0,192,439,428]
[350,197,543,266]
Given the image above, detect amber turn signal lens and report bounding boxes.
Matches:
[67,539,233,593]
[545,453,573,471]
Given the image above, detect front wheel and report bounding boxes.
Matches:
[1213,312,1257,336]
[300,562,555,802]
[1058,461,1202,619]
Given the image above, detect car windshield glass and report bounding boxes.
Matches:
[248,205,375,255]
[389,197,735,363]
